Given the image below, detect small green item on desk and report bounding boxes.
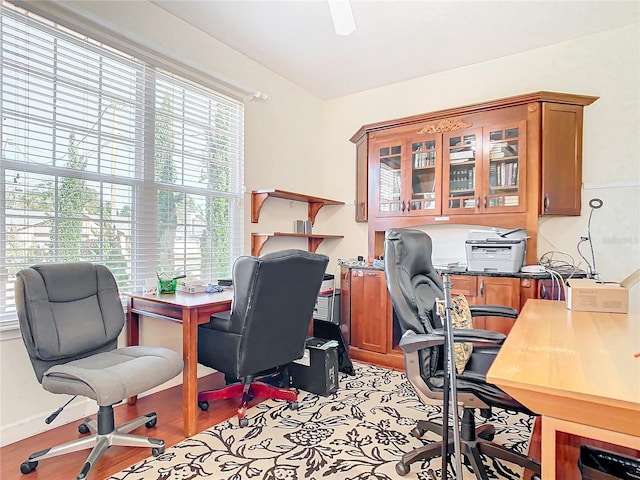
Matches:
[157,279,177,294]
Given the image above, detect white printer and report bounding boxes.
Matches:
[465,228,527,274]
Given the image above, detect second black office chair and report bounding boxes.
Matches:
[384,228,541,480]
[197,249,329,426]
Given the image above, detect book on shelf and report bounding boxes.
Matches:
[449,166,475,191]
[413,152,437,168]
[449,150,475,161]
[504,145,518,156]
[504,195,519,206]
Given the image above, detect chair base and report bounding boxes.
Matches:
[198,374,299,427]
[396,408,541,480]
[20,406,164,480]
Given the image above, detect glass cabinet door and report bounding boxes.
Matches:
[443,130,481,213]
[376,142,403,215]
[409,135,441,214]
[484,122,526,212]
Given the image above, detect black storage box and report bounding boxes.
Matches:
[289,337,339,396]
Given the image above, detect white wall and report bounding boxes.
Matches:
[1,1,638,446]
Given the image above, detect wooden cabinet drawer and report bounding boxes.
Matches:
[450,275,478,297]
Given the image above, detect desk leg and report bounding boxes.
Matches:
[541,417,559,480]
[127,297,140,406]
[182,308,198,437]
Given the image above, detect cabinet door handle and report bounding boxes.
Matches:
[483,196,487,210]
[479,279,484,297]
[364,272,378,277]
[406,201,411,212]
[544,194,550,212]
[476,196,480,211]
[401,201,405,212]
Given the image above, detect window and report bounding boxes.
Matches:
[0,2,245,331]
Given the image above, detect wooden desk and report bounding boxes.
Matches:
[125,290,233,437]
[487,299,640,479]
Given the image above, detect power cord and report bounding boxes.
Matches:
[543,267,566,301]
[537,251,583,300]
[538,250,578,272]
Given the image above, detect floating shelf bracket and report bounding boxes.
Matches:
[251,189,344,224]
[251,232,343,256]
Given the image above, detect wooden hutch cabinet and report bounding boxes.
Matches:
[351,91,598,265]
[344,92,597,370]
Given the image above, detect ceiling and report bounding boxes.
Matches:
[152,1,640,100]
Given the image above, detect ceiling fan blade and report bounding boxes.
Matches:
[328,0,356,36]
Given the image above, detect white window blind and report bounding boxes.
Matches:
[0,2,245,330]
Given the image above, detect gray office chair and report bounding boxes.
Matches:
[15,262,183,480]
[384,228,541,479]
[197,249,329,426]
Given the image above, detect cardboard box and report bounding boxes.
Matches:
[566,269,638,314]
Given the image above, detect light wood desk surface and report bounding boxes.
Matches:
[487,299,640,478]
[125,289,233,437]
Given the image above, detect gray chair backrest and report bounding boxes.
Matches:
[231,249,329,377]
[15,262,125,381]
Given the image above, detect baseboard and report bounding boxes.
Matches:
[0,398,97,447]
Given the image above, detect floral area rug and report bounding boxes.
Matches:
[109,363,535,480]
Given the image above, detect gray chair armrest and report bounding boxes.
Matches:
[399,330,444,354]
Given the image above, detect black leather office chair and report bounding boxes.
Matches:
[384,228,541,479]
[15,262,183,480]
[197,249,329,426]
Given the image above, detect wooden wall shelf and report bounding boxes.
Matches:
[251,232,344,256]
[251,189,344,224]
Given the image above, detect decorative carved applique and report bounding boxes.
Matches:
[417,119,471,134]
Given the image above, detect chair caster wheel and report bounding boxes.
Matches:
[531,475,541,480]
[238,417,249,427]
[78,423,90,434]
[289,402,299,410]
[478,431,496,442]
[20,460,38,474]
[411,426,426,438]
[145,416,157,428]
[478,427,495,441]
[396,461,410,476]
[152,446,164,457]
[198,401,209,411]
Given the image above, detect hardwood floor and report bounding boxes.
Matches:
[0,373,259,480]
